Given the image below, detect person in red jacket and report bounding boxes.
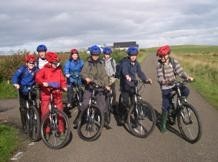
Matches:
[35,52,67,134]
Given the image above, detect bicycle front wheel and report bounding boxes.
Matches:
[177,103,202,143]
[41,109,70,149]
[127,100,156,138]
[28,106,40,142]
[77,106,104,142]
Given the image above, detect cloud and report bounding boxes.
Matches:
[0,0,217,52]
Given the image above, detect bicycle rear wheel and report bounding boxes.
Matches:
[177,103,201,143]
[127,100,156,138]
[28,106,40,142]
[41,109,70,149]
[77,106,104,141]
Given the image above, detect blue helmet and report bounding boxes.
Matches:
[36,44,47,52]
[103,47,112,55]
[127,47,138,56]
[89,45,101,55]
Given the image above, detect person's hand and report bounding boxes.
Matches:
[187,76,194,82]
[105,86,111,91]
[66,74,70,78]
[42,82,49,87]
[63,87,67,92]
[85,78,92,84]
[13,84,20,89]
[126,75,131,82]
[145,78,152,84]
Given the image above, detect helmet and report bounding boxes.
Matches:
[46,52,59,63]
[103,47,112,55]
[89,45,101,55]
[36,44,47,52]
[156,45,171,57]
[70,48,79,54]
[24,54,36,63]
[127,47,138,56]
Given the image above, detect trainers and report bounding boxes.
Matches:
[67,103,72,109]
[45,133,50,140]
[59,132,65,141]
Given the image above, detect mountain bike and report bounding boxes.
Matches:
[77,82,105,141]
[41,88,70,149]
[167,80,201,143]
[119,80,156,138]
[21,85,40,141]
[68,73,84,108]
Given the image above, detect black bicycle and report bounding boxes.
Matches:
[119,80,156,138]
[21,85,40,142]
[167,80,201,143]
[41,88,70,149]
[77,82,105,141]
[69,73,84,108]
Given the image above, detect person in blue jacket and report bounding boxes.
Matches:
[11,54,38,131]
[64,48,84,108]
[118,47,152,124]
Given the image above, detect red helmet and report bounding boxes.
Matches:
[70,48,79,54]
[156,45,171,57]
[24,54,36,63]
[46,52,59,63]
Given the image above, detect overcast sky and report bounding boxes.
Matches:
[0,0,217,52]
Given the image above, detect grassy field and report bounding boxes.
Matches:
[0,124,21,162]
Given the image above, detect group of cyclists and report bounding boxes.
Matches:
[11,43,194,143]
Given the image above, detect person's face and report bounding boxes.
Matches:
[38,51,46,59]
[104,54,110,60]
[26,62,35,70]
[71,53,78,60]
[159,54,169,63]
[130,55,137,62]
[91,55,99,61]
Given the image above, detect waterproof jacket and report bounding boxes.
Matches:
[64,59,84,85]
[12,65,38,87]
[120,58,148,92]
[81,57,109,87]
[35,63,67,92]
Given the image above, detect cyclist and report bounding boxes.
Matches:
[36,44,48,69]
[74,45,111,129]
[118,47,152,124]
[64,48,84,109]
[11,54,38,132]
[156,45,193,133]
[102,47,117,107]
[35,51,67,136]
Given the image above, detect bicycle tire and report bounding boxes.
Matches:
[28,106,41,142]
[77,106,104,142]
[41,109,70,149]
[127,100,156,138]
[177,103,202,143]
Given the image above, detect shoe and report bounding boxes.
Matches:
[59,132,65,141]
[45,133,50,140]
[67,103,72,109]
[104,122,112,129]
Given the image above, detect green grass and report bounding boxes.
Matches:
[0,124,21,162]
[0,81,17,99]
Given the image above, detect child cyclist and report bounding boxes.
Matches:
[35,52,67,136]
[36,44,48,69]
[156,45,193,133]
[11,54,38,132]
[64,48,84,109]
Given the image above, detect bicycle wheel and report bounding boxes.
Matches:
[127,100,156,138]
[77,106,104,141]
[28,106,40,142]
[177,103,202,143]
[41,109,70,149]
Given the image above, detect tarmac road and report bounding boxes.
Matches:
[0,54,218,162]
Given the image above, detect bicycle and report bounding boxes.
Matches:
[118,80,156,138]
[21,85,40,142]
[69,72,84,108]
[40,87,70,149]
[167,80,201,143]
[77,82,105,141]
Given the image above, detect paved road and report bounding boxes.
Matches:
[1,54,218,162]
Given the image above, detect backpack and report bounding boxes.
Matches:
[115,57,128,79]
